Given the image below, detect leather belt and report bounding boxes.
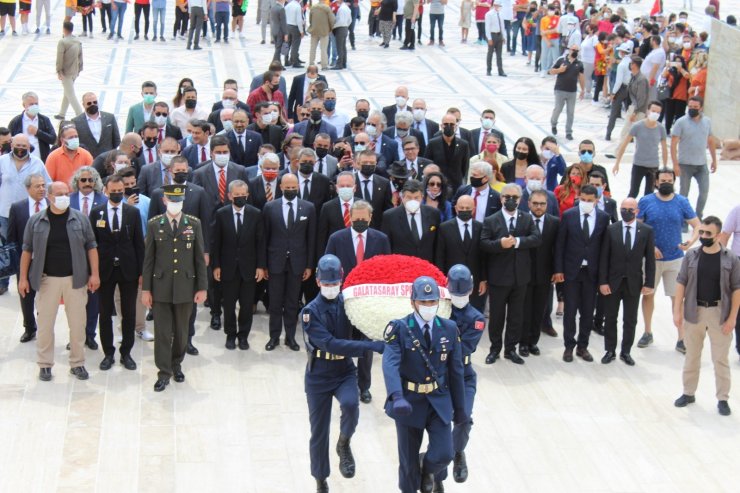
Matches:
[405,380,438,394]
[463,355,471,366]
[313,350,345,361]
[697,300,719,308]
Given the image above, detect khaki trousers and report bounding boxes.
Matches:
[36,275,88,368]
[59,76,83,117]
[620,109,646,140]
[682,306,732,401]
[309,34,329,68]
[115,284,146,332]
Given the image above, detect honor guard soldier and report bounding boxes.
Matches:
[302,254,386,493]
[435,265,486,490]
[142,184,208,392]
[382,276,466,493]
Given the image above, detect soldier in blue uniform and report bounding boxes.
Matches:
[382,276,466,493]
[302,254,386,493]
[434,265,486,491]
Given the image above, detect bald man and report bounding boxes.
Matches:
[71,92,122,158]
[382,86,411,127]
[92,132,145,178]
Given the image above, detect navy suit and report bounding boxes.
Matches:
[519,188,560,217]
[227,130,263,167]
[287,73,327,120]
[452,185,502,219]
[181,143,212,170]
[291,120,338,144]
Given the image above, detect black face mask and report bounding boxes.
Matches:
[503,198,518,212]
[515,151,529,161]
[108,192,124,204]
[270,84,279,92]
[357,110,369,119]
[232,196,248,208]
[124,186,140,196]
[13,148,28,159]
[282,189,298,201]
[85,104,99,115]
[310,110,323,123]
[442,125,455,137]
[184,99,197,109]
[620,208,636,222]
[688,108,700,118]
[469,176,487,189]
[315,147,329,159]
[456,210,473,221]
[299,163,314,175]
[173,172,188,184]
[352,220,369,233]
[144,138,157,149]
[0,143,10,154]
[658,182,674,196]
[360,165,376,177]
[391,179,406,190]
[699,237,715,247]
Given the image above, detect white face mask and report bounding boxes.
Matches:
[167,201,183,216]
[222,99,235,109]
[682,42,692,49]
[579,200,595,215]
[54,195,70,211]
[161,153,175,166]
[222,120,234,132]
[114,162,128,173]
[526,179,543,192]
[541,149,554,160]
[412,109,426,122]
[395,96,407,108]
[270,110,279,121]
[450,295,469,309]
[321,285,341,300]
[365,124,377,137]
[337,187,354,202]
[214,154,230,167]
[404,199,421,213]
[647,111,660,122]
[261,114,273,125]
[480,118,494,130]
[154,115,168,127]
[417,304,438,322]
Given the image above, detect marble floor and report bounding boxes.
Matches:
[1,1,739,492]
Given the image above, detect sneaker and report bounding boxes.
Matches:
[675,340,686,354]
[591,100,601,106]
[70,366,89,380]
[636,332,653,348]
[137,329,155,342]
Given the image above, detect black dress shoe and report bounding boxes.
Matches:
[452,451,468,483]
[0,286,7,295]
[121,354,137,370]
[210,315,221,330]
[316,479,329,493]
[85,337,98,350]
[592,324,605,336]
[360,390,372,403]
[39,368,52,381]
[99,355,115,370]
[265,338,279,351]
[486,70,492,76]
[718,400,732,416]
[174,370,185,383]
[292,63,305,68]
[66,342,71,350]
[433,480,445,492]
[674,394,695,407]
[563,348,574,362]
[186,342,199,356]
[519,345,530,357]
[551,126,557,135]
[20,330,36,343]
[485,352,498,364]
[146,310,154,321]
[238,339,249,350]
[541,326,558,337]
[336,434,356,478]
[601,351,616,364]
[529,345,540,356]
[619,353,635,366]
[576,347,594,362]
[285,338,300,351]
[498,72,508,77]
[225,337,236,350]
[70,366,89,380]
[504,350,525,365]
[154,379,169,392]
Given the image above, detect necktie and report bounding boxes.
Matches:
[463,222,471,249]
[497,12,503,32]
[218,169,226,203]
[158,128,163,144]
[200,146,207,163]
[480,130,488,152]
[34,201,40,213]
[236,211,242,235]
[409,163,417,179]
[625,225,632,252]
[266,182,273,202]
[363,180,371,201]
[287,201,294,228]
[356,233,365,264]
[148,148,154,163]
[164,170,171,185]
[238,134,243,151]
[535,217,541,233]
[171,218,178,232]
[343,202,351,227]
[509,216,515,233]
[82,196,89,216]
[112,207,119,231]
[423,323,431,347]
[303,178,310,199]
[392,190,400,206]
[473,189,480,217]
[410,212,420,240]
[317,158,323,175]
[582,213,590,241]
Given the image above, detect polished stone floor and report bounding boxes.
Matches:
[1,1,739,492]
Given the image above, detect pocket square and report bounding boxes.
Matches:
[299,216,307,221]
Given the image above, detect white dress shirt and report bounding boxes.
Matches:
[456,217,472,241]
[322,111,350,136]
[405,159,419,178]
[359,176,373,200]
[502,209,521,248]
[622,219,637,249]
[407,211,422,238]
[171,105,209,134]
[79,191,95,215]
[581,210,596,265]
[613,56,633,92]
[299,174,312,198]
[22,113,40,159]
[86,114,102,142]
[106,201,122,231]
[335,3,352,27]
[471,187,489,223]
[233,131,248,151]
[484,10,507,42]
[212,162,226,184]
[28,196,48,216]
[285,0,304,27]
[233,204,245,230]
[282,196,296,226]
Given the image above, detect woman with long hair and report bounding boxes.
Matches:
[422,171,453,222]
[553,163,585,217]
[501,136,540,187]
[661,54,690,134]
[172,77,194,109]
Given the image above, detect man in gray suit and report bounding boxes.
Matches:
[271,0,289,65]
[72,92,122,158]
[137,137,183,197]
[55,22,84,120]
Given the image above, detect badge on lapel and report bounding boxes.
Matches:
[303,312,310,323]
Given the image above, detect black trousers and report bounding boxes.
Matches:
[173,7,189,36]
[208,265,222,317]
[353,327,374,392]
[628,165,656,198]
[486,33,504,74]
[98,268,138,357]
[17,279,37,331]
[221,277,256,340]
[393,13,403,38]
[603,279,640,354]
[302,272,320,305]
[563,268,597,349]
[134,3,150,35]
[333,26,348,67]
[594,292,606,328]
[100,3,112,30]
[488,284,527,354]
[522,282,550,347]
[268,269,302,340]
[403,18,415,48]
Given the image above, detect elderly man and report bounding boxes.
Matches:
[453,161,501,222]
[381,86,411,126]
[362,110,399,167]
[385,111,426,158]
[19,181,100,382]
[8,92,57,162]
[519,164,559,216]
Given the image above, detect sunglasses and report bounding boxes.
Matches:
[502,195,520,200]
[79,177,94,183]
[355,141,369,145]
[154,112,168,117]
[427,182,442,187]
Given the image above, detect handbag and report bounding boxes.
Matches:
[0,235,19,280]
[656,79,671,101]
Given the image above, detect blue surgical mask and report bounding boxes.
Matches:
[595,186,604,198]
[354,144,366,153]
[324,100,336,112]
[222,120,234,132]
[580,151,593,164]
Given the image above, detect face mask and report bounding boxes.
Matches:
[262,170,279,181]
[65,137,80,150]
[485,143,498,154]
[620,208,636,222]
[54,195,70,211]
[470,176,487,189]
[0,142,9,154]
[360,164,375,177]
[161,153,175,166]
[526,179,542,192]
[412,109,426,122]
[647,111,660,122]
[167,201,183,215]
[173,172,188,184]
[337,187,355,202]
[283,190,298,201]
[548,10,555,15]
[324,100,336,112]
[417,304,438,322]
[578,200,595,215]
[450,295,469,309]
[541,149,554,160]
[395,96,407,107]
[261,114,273,125]
[26,104,40,117]
[442,125,455,137]
[658,182,674,196]
[480,118,494,130]
[143,94,156,105]
[13,148,29,159]
[184,99,197,109]
[365,124,377,137]
[144,138,157,149]
[357,109,369,119]
[515,150,528,161]
[108,192,124,204]
[352,219,370,233]
[222,99,235,109]
[315,147,329,159]
[456,210,473,222]
[321,285,341,300]
[114,162,128,173]
[688,108,700,118]
[214,154,230,167]
[85,104,98,115]
[154,115,170,128]
[682,42,692,49]
[299,163,314,175]
[232,196,248,208]
[355,144,367,153]
[699,237,715,248]
[571,175,582,185]
[426,188,441,199]
[570,50,579,58]
[222,120,234,132]
[579,151,594,163]
[396,129,409,139]
[392,179,406,190]
[503,197,518,212]
[404,199,421,213]
[310,109,323,122]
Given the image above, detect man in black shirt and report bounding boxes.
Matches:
[548,44,585,141]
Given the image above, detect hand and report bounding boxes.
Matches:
[488,39,493,46]
[641,287,654,296]
[57,73,63,81]
[612,163,620,175]
[500,235,516,249]
[87,274,100,293]
[552,273,564,283]
[478,281,487,296]
[629,114,637,123]
[303,268,312,281]
[599,284,611,296]
[673,312,683,331]
[18,278,30,297]
[255,268,266,282]
[673,165,681,177]
[370,341,385,354]
[141,290,153,309]
[678,242,689,252]
[721,318,735,335]
[204,253,210,266]
[711,161,717,173]
[392,396,412,416]
[213,267,221,282]
[579,90,585,100]
[284,35,288,42]
[126,194,138,205]
[27,124,38,136]
[194,290,207,304]
[654,247,663,260]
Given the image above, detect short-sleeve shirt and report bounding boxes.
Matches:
[552,56,583,93]
[671,115,712,166]
[630,120,667,168]
[637,193,696,261]
[540,15,559,40]
[722,205,740,256]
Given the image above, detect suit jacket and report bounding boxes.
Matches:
[480,210,542,286]
[294,171,333,215]
[192,161,250,214]
[469,127,508,157]
[270,2,289,38]
[387,157,434,180]
[210,204,267,282]
[164,123,183,141]
[56,35,82,77]
[433,127,473,147]
[383,127,427,156]
[210,100,252,118]
[137,161,192,197]
[248,176,283,210]
[72,112,121,158]
[314,154,338,179]
[70,191,107,216]
[291,119,338,144]
[353,173,393,229]
[452,185,502,219]
[415,118,440,144]
[325,227,391,279]
[89,202,145,282]
[125,102,154,133]
[263,198,317,274]
[246,123,283,151]
[8,113,57,162]
[148,181,212,252]
[554,207,610,281]
[574,197,618,224]
[226,129,263,167]
[424,136,470,191]
[361,134,399,168]
[529,213,560,284]
[381,104,412,127]
[317,198,351,252]
[287,73,328,120]
[7,199,50,266]
[434,218,487,284]
[181,143,211,170]
[599,220,656,295]
[519,188,560,217]
[381,205,440,263]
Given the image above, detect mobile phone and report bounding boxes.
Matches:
[130,186,140,196]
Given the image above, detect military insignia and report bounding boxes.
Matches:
[440,337,449,344]
[384,323,397,343]
[441,353,447,361]
[303,312,310,323]
[424,285,432,293]
[475,320,485,331]
[186,242,192,249]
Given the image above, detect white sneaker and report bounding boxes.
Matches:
[137,329,155,341]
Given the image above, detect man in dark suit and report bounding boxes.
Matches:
[468,109,508,157]
[452,162,502,222]
[363,111,400,166]
[519,165,559,217]
[209,88,252,120]
[521,189,560,356]
[598,198,656,366]
[384,110,427,157]
[410,98,439,146]
[211,180,267,350]
[8,92,57,162]
[425,113,471,192]
[137,137,185,197]
[90,133,146,180]
[317,171,355,251]
[72,92,121,158]
[90,175,145,372]
[180,120,212,170]
[381,86,411,127]
[553,184,610,363]
[435,195,487,312]
[151,102,184,143]
[227,109,263,167]
[396,136,433,180]
[246,102,284,150]
[381,179,439,263]
[8,174,49,343]
[480,184,541,365]
[249,152,283,210]
[291,99,339,145]
[262,173,316,351]
[287,66,327,121]
[352,150,393,230]
[312,133,339,179]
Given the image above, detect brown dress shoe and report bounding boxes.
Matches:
[576,347,594,362]
[563,348,574,362]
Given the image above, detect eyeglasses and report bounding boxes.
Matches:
[502,195,520,200]
[300,113,310,118]
[154,112,168,117]
[79,177,94,183]
[530,201,547,207]
[403,147,417,152]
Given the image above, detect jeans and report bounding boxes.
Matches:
[404,18,415,48]
[551,90,577,134]
[110,2,127,36]
[429,13,444,42]
[0,216,9,288]
[679,164,710,219]
[152,7,165,37]
[503,19,511,52]
[540,37,559,71]
[510,17,524,53]
[328,32,337,63]
[393,13,403,39]
[349,5,359,47]
[215,11,229,40]
[628,165,656,198]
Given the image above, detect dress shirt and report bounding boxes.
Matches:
[596,196,606,211]
[303,76,317,102]
[171,104,209,134]
[322,111,350,136]
[0,154,51,217]
[233,205,245,230]
[299,174,311,197]
[264,177,278,195]
[502,209,521,248]
[359,177,373,200]
[581,210,595,236]
[28,196,48,217]
[86,114,103,142]
[198,142,211,162]
[471,186,489,223]
[313,157,326,175]
[160,163,171,184]
[188,0,205,9]
[234,131,247,151]
[414,119,429,144]
[531,212,544,233]
[456,216,472,241]
[79,191,95,215]
[405,159,419,178]
[285,0,304,27]
[613,56,633,92]
[106,201,122,231]
[144,146,158,165]
[413,312,433,341]
[335,4,352,27]
[622,220,636,249]
[351,227,364,253]
[21,113,41,159]
[142,104,153,123]
[282,196,296,226]
[407,210,422,237]
[212,162,226,185]
[484,10,507,42]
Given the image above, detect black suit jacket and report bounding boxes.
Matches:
[388,157,434,180]
[452,185,502,219]
[227,129,263,167]
[294,171,333,215]
[8,113,56,162]
[480,210,542,286]
[318,198,351,254]
[381,205,440,263]
[433,127,473,146]
[417,119,439,144]
[89,203,145,282]
[246,123,284,151]
[325,227,391,279]
[599,221,656,295]
[434,218,486,284]
[148,182,213,252]
[72,112,121,158]
[554,207,610,281]
[529,213,560,284]
[469,127,508,157]
[353,173,393,230]
[424,136,470,191]
[210,100,252,117]
[520,188,560,217]
[248,176,283,210]
[287,73,328,120]
[210,204,266,282]
[574,197,619,224]
[263,198,316,274]
[8,199,48,244]
[164,123,183,141]
[192,161,250,214]
[381,104,412,127]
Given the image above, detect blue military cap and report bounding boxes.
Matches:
[411,276,440,301]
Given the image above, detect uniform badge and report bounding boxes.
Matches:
[96,220,106,228]
[474,320,485,331]
[384,323,397,343]
[303,312,310,323]
[441,353,447,361]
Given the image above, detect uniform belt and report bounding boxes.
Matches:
[313,350,345,360]
[404,380,438,394]
[463,355,471,366]
[697,300,719,308]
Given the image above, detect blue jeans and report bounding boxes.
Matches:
[110,2,127,36]
[215,11,229,40]
[429,13,444,42]
[152,6,166,37]
[328,32,337,64]
[679,164,710,219]
[0,216,9,288]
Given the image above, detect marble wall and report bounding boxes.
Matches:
[705,19,740,140]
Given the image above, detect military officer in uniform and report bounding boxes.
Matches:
[382,276,466,493]
[302,254,386,493]
[142,184,208,392]
[434,265,486,490]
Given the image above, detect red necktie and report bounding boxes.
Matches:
[473,189,479,217]
[218,169,226,203]
[82,196,89,216]
[200,146,207,163]
[480,130,488,152]
[158,128,164,144]
[343,202,351,227]
[148,148,154,163]
[356,233,365,264]
[392,191,400,206]
[35,201,40,213]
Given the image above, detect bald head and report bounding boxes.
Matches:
[395,86,409,99]
[280,173,298,189]
[621,198,638,210]
[11,134,29,146]
[525,165,545,181]
[456,195,474,209]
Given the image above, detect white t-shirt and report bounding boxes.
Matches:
[499,0,513,21]
[641,48,666,79]
[580,35,596,64]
